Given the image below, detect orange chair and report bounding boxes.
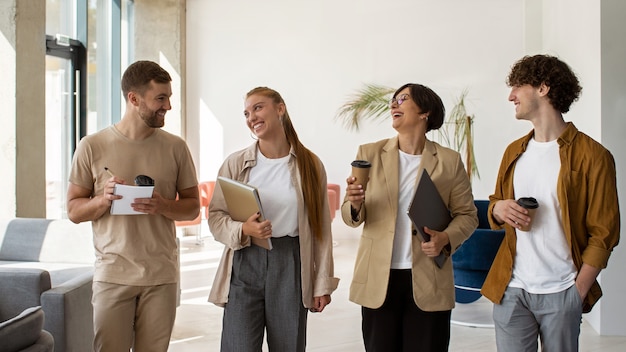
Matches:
[175,181,215,244]
[202,181,216,229]
[327,183,340,221]
[204,181,216,220]
[327,188,338,221]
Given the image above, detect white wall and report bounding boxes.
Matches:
[0,0,16,217]
[593,0,626,336]
[537,0,626,336]
[540,0,602,139]
[186,0,528,200]
[186,0,625,336]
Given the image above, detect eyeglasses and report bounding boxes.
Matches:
[389,94,411,106]
[135,175,154,186]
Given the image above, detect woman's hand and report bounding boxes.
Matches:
[241,212,272,239]
[310,295,331,313]
[345,176,365,212]
[421,227,450,257]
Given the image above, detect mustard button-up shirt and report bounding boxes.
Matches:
[482,122,620,313]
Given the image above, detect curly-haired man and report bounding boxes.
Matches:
[482,54,620,351]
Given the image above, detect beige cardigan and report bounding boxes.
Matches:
[341,137,477,311]
[208,143,339,308]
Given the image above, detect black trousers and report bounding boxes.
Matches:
[362,269,451,352]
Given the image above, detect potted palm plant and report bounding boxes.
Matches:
[335,84,479,181]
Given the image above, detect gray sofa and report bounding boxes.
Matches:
[0,218,95,352]
[0,286,54,352]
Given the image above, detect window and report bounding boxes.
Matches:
[45,0,133,218]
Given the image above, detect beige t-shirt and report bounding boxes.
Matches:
[69,125,198,286]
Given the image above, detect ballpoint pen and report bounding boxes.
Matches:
[104,167,115,178]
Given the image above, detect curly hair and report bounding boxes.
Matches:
[506,55,582,113]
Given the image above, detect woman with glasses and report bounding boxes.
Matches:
[208,87,339,351]
[341,83,478,351]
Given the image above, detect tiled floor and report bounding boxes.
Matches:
[169,222,626,351]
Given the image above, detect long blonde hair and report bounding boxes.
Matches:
[246,87,324,240]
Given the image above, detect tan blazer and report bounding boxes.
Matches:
[341,137,477,311]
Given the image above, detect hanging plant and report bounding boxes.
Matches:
[335,84,479,181]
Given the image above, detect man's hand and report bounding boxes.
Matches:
[492,199,530,229]
[131,190,163,215]
[103,176,125,203]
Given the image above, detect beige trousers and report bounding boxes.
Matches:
[92,281,177,352]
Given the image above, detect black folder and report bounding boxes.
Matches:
[217,176,273,250]
[407,170,451,268]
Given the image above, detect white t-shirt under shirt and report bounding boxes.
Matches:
[510,138,577,294]
[391,150,422,269]
[248,149,299,238]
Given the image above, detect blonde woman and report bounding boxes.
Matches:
[208,87,339,351]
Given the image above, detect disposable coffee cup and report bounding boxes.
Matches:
[517,197,539,231]
[351,160,371,191]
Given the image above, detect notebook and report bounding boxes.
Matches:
[110,185,155,215]
[216,176,273,250]
[407,169,451,268]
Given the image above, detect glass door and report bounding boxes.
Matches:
[45,55,73,218]
[46,36,86,219]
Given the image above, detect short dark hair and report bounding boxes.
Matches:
[506,55,582,113]
[121,60,172,101]
[393,83,445,132]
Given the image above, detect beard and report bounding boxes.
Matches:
[139,106,165,128]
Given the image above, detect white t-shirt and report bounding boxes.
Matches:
[248,150,299,238]
[391,150,422,269]
[509,138,577,293]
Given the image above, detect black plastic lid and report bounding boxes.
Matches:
[517,197,539,209]
[351,160,371,168]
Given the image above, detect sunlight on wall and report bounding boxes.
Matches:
[1,21,17,216]
[199,99,223,182]
[159,52,182,137]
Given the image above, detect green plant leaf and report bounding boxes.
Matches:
[441,89,480,181]
[336,84,479,181]
[335,84,395,131]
